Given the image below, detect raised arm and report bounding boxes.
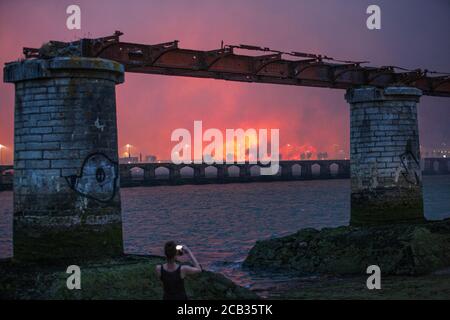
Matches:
[181,245,202,277]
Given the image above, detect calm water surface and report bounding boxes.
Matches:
[1,176,449,289]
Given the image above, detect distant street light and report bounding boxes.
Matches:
[125,144,132,158]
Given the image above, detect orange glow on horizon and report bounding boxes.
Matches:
[0,1,365,163]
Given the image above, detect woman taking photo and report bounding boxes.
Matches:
[155,241,202,300]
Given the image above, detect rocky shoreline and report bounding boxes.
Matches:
[244,218,450,276]
[2,219,450,300]
[251,270,450,299]
[242,218,450,299]
[0,255,258,300]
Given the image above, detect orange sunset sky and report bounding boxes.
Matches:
[1,0,449,164]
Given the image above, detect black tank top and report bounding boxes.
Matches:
[160,264,188,300]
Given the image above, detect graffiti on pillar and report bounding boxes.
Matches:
[64,152,118,202]
[369,164,379,189]
[395,140,421,186]
[94,117,105,132]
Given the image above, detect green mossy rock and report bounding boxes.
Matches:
[244,219,450,276]
[0,255,258,300]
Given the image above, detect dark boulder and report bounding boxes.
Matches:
[244,219,450,276]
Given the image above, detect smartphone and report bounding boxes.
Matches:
[176,245,183,255]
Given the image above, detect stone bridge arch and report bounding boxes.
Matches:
[180,166,194,178]
[249,165,261,177]
[205,165,218,178]
[226,165,240,177]
[129,166,145,180]
[155,166,170,179]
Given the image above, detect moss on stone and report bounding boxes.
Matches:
[244,218,450,276]
[0,255,258,300]
[350,190,425,226]
[13,222,124,262]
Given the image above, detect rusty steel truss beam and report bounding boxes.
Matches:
[23,31,450,97]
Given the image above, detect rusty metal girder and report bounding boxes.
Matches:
[23,31,450,97]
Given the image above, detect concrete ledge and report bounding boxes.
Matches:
[384,86,423,96]
[4,57,124,84]
[346,86,422,104]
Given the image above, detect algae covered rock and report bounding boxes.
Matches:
[0,255,258,300]
[244,219,450,276]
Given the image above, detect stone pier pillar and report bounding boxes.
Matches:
[341,162,351,178]
[144,165,156,180]
[217,166,225,179]
[281,165,291,179]
[319,164,331,179]
[4,57,125,261]
[223,166,230,178]
[300,163,312,179]
[346,86,424,226]
[120,165,132,183]
[244,165,252,177]
[239,165,247,178]
[194,166,205,180]
[170,166,181,180]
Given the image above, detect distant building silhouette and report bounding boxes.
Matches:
[317,152,328,160]
[119,156,139,164]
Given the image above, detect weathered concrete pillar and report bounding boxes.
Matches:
[281,165,291,178]
[120,164,132,183]
[346,86,424,226]
[319,164,331,178]
[423,158,432,174]
[223,166,230,178]
[194,166,205,180]
[170,166,181,180]
[337,161,350,178]
[245,164,254,177]
[4,57,125,261]
[217,166,225,179]
[437,159,449,174]
[239,165,247,178]
[300,163,312,179]
[144,165,156,180]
